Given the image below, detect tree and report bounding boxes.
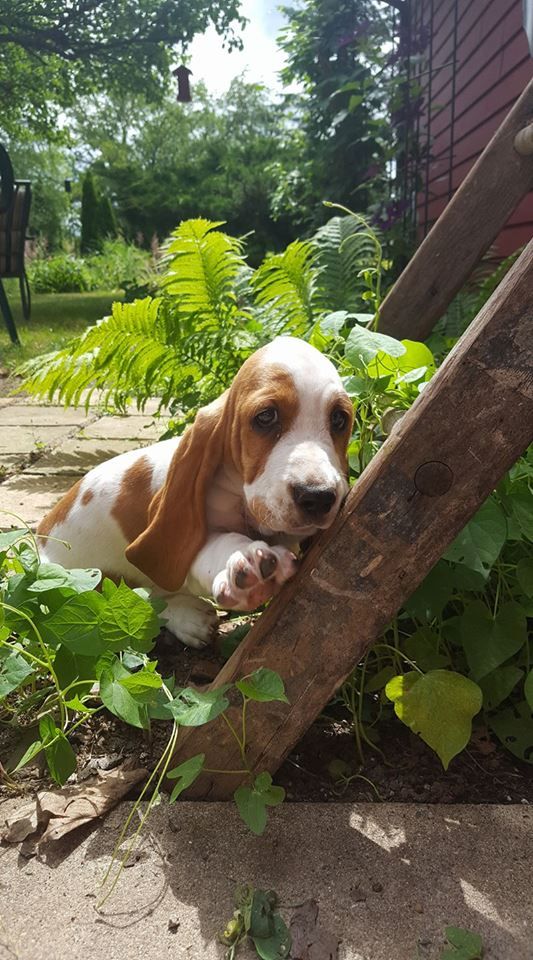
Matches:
[98,195,118,241]
[80,172,100,253]
[72,80,302,262]
[0,0,245,139]
[277,0,396,229]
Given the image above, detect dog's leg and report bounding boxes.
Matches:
[156,591,218,649]
[186,533,298,612]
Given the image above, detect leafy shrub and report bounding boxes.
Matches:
[86,237,154,293]
[27,239,154,295]
[18,212,533,773]
[28,254,93,293]
[0,530,287,837]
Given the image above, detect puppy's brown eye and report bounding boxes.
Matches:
[331,408,349,433]
[253,407,279,431]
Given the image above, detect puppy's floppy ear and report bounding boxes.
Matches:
[125,395,228,591]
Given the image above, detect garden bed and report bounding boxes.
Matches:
[3,626,532,808]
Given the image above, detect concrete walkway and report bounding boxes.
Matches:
[0,395,167,528]
[0,799,531,960]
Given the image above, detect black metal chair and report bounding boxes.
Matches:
[0,144,32,344]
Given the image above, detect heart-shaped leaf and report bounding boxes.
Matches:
[460,600,527,681]
[386,670,482,769]
[445,497,507,578]
[236,668,288,703]
[164,685,231,726]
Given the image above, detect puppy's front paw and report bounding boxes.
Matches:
[162,596,218,649]
[212,541,298,611]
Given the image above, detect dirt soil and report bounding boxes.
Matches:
[2,626,532,806]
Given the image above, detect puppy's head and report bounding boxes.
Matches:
[232,337,353,537]
[126,337,353,591]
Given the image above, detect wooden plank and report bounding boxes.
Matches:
[171,239,533,799]
[379,79,533,340]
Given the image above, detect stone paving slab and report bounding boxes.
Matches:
[0,800,531,960]
[0,424,75,455]
[83,414,166,441]
[24,437,145,476]
[0,473,76,527]
[0,403,95,427]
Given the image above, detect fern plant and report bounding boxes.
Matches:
[19,212,384,423]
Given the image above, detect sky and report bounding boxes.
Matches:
[188,0,290,95]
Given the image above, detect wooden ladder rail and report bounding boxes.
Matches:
[379,78,533,341]
[171,238,533,799]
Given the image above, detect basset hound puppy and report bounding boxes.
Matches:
[38,337,354,648]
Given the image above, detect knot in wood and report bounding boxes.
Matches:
[414,461,453,497]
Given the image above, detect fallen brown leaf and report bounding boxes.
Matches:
[289,899,338,960]
[1,762,147,847]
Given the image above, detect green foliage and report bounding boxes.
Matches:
[27,240,152,294]
[16,212,533,776]
[1,532,288,837]
[220,886,291,960]
[385,671,483,770]
[0,0,245,141]
[276,0,397,232]
[440,926,483,960]
[28,255,92,293]
[98,195,117,242]
[19,212,382,417]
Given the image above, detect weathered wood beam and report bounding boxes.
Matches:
[378,79,533,341]
[172,239,533,799]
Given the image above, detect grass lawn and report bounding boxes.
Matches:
[0,287,122,372]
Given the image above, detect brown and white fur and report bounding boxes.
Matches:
[38,337,354,648]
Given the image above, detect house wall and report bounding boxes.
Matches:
[414,0,533,256]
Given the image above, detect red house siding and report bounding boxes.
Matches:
[414,0,533,257]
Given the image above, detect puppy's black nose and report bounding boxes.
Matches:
[291,483,336,517]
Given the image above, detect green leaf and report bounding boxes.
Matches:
[53,645,97,692]
[234,773,285,835]
[404,561,455,621]
[444,498,507,578]
[385,670,482,769]
[509,486,533,541]
[0,648,34,696]
[319,311,348,337]
[41,592,105,654]
[99,667,149,729]
[26,562,70,592]
[479,665,523,711]
[164,685,231,726]
[10,739,43,773]
[344,325,405,369]
[252,912,291,960]
[489,700,533,763]
[99,579,160,652]
[524,670,533,710]
[119,666,162,701]
[364,665,396,693]
[45,733,77,786]
[440,926,483,960]
[27,562,102,594]
[167,754,205,803]
[0,529,29,551]
[460,600,527,681]
[404,628,450,672]
[39,715,77,785]
[236,668,289,703]
[516,558,533,597]
[396,340,435,377]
